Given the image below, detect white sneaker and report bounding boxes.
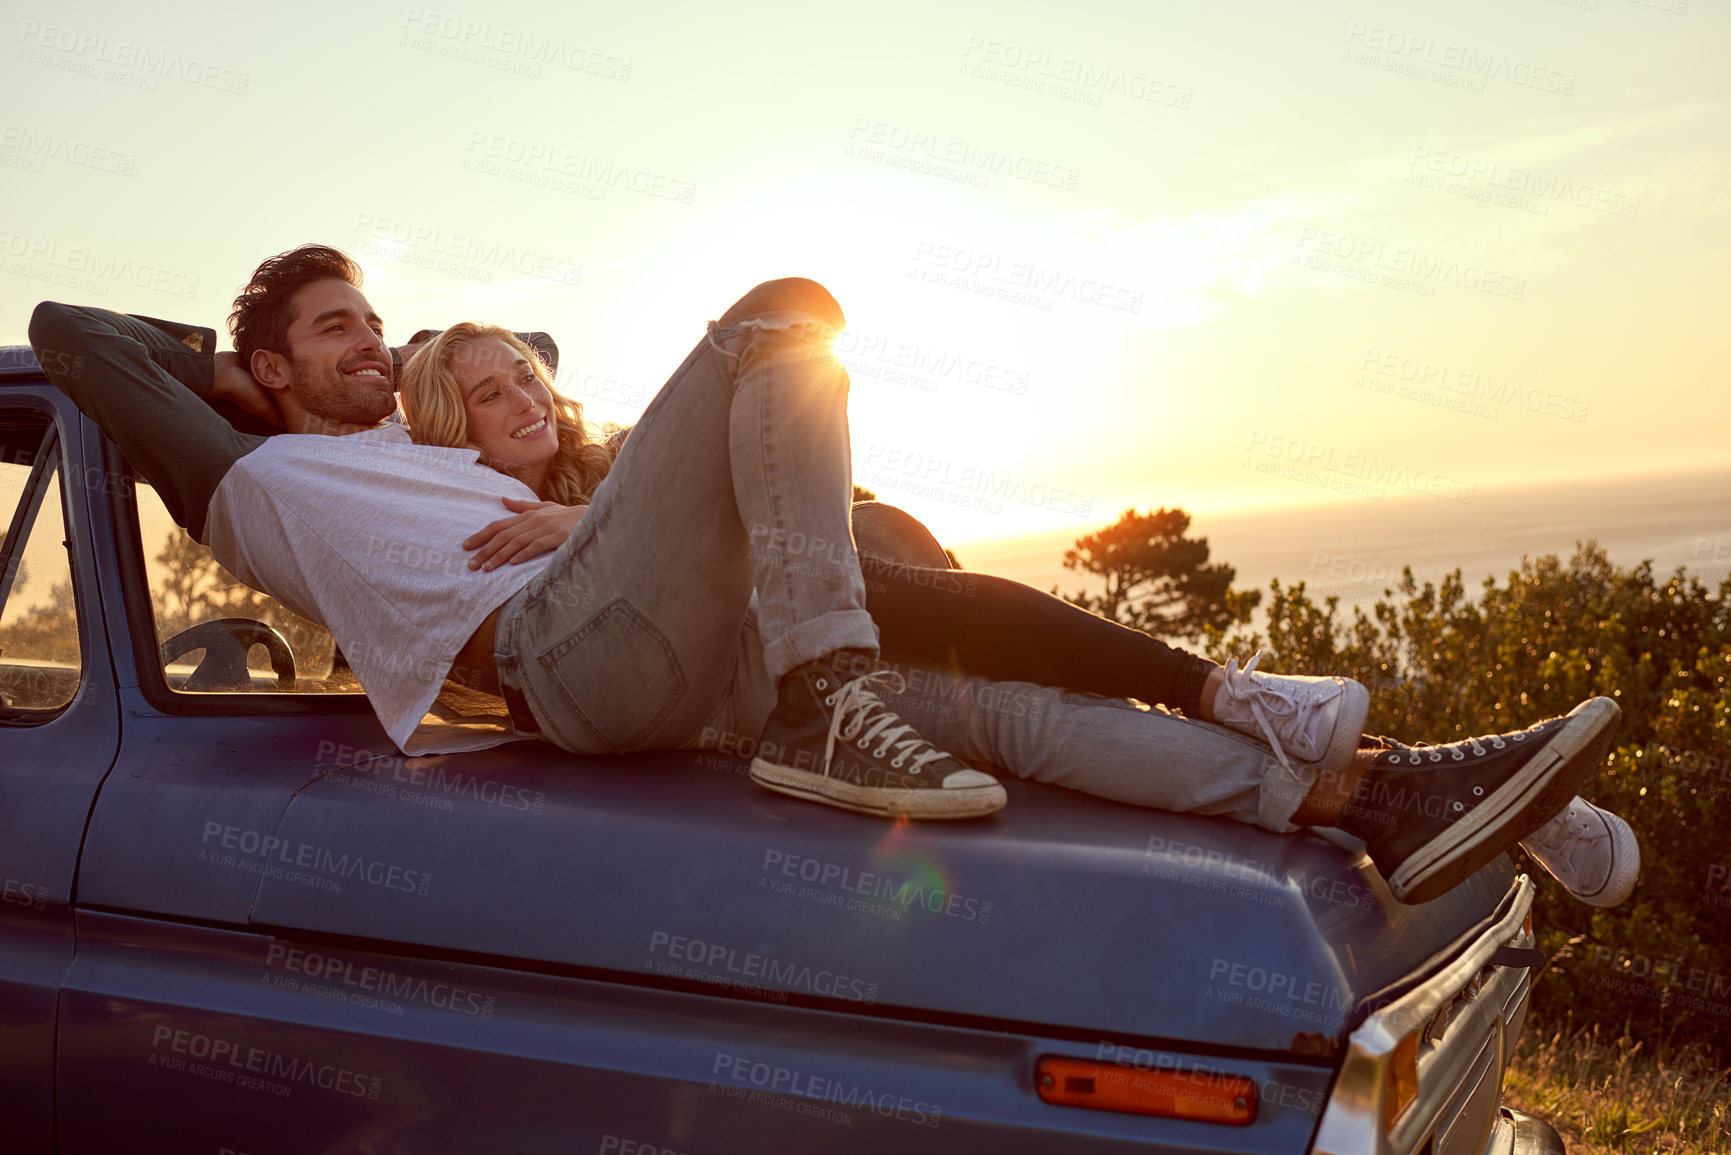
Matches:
[1211,652,1370,777]
[1520,796,1640,907]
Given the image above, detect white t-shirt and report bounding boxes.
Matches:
[205,424,554,754]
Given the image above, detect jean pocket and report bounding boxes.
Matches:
[533,599,688,753]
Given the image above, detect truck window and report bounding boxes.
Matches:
[0,420,80,718]
[133,479,363,696]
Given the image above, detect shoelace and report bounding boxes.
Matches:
[1221,651,1339,779]
[1397,734,1504,765]
[1394,719,1548,765]
[821,669,950,780]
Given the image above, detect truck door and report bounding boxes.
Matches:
[0,388,123,1152]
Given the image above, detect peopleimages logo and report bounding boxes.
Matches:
[264,943,497,1018]
[1586,945,1731,1016]
[15,19,251,93]
[1357,346,1590,423]
[0,228,200,299]
[957,37,1193,110]
[1,876,49,911]
[1208,958,1353,1014]
[1094,1041,1325,1116]
[352,212,582,286]
[399,8,633,80]
[646,931,880,1003]
[1407,146,1638,220]
[845,118,1080,191]
[1342,23,1576,95]
[1243,431,1475,504]
[462,132,695,204]
[833,328,1031,396]
[862,444,1094,517]
[315,740,547,816]
[712,1052,943,1128]
[1142,835,1376,912]
[911,239,1143,313]
[149,1025,382,1099]
[1293,228,1526,300]
[200,822,433,896]
[0,123,135,174]
[760,849,993,924]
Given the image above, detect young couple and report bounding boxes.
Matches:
[29,244,1639,909]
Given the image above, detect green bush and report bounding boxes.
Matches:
[1204,543,1731,1061]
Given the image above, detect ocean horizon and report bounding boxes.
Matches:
[952,466,1731,618]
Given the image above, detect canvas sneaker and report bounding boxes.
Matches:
[1343,697,1621,904]
[1212,652,1371,776]
[750,649,1007,820]
[1520,796,1640,908]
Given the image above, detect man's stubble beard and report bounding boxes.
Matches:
[286,356,397,429]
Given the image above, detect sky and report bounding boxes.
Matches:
[2,0,1726,547]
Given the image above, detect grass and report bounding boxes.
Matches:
[1502,1017,1731,1155]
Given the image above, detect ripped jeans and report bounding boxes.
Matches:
[494,308,1313,833]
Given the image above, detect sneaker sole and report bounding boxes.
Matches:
[1388,697,1621,904]
[1573,807,1642,908]
[749,758,1007,820]
[1317,678,1373,776]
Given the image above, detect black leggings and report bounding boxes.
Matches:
[858,556,1217,718]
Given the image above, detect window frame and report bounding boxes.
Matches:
[103,435,372,718]
[0,411,83,724]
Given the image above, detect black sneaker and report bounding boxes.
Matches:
[1342,697,1621,904]
[750,650,1007,820]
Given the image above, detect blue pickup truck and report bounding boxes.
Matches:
[0,346,1565,1154]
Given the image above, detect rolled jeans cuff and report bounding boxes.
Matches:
[761,608,880,684]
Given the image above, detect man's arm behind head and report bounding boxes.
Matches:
[28,301,264,542]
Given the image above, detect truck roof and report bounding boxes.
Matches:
[0,345,42,380]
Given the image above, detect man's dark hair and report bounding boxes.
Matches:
[228,245,365,365]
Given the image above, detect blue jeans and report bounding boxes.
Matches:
[496,310,1312,833]
[701,649,1314,833]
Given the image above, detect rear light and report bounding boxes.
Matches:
[1384,1032,1419,1128]
[1037,1058,1257,1125]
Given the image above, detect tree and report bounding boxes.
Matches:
[1,577,79,666]
[150,528,336,673]
[151,526,273,639]
[1207,543,1731,1063]
[1060,507,1259,642]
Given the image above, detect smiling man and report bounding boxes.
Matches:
[227,250,398,436]
[28,245,582,749]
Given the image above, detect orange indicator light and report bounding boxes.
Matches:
[1385,1033,1420,1127]
[1036,1058,1257,1125]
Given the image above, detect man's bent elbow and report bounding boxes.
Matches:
[28,300,90,381]
[28,300,75,352]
